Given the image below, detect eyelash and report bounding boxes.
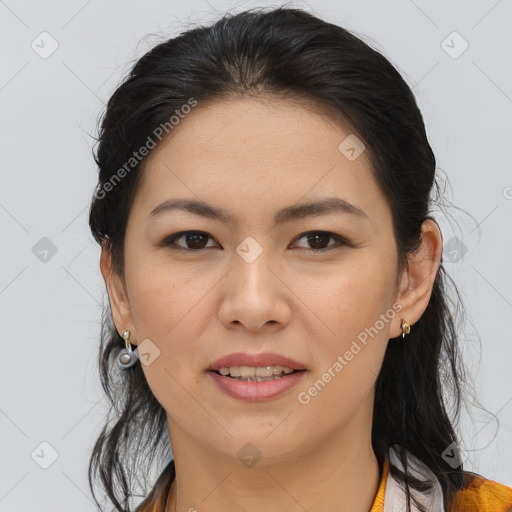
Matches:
[159,230,351,253]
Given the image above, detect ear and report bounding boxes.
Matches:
[390,218,443,338]
[100,239,137,345]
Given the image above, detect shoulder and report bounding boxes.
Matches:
[384,445,512,512]
[449,473,512,512]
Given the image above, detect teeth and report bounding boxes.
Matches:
[217,365,296,379]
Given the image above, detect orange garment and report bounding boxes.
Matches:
[137,449,512,511]
[369,455,512,512]
[450,474,512,512]
[369,456,388,512]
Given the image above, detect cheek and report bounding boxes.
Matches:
[128,268,206,413]
[125,250,209,338]
[297,252,397,405]
[123,255,219,390]
[294,250,397,337]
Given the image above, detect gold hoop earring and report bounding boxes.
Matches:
[401,319,411,338]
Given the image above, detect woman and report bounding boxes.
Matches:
[87,7,512,512]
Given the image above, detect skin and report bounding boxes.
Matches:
[101,97,443,512]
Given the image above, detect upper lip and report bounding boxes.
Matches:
[207,352,307,372]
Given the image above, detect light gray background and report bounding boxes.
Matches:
[1,0,511,510]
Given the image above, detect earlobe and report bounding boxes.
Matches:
[393,219,443,337]
[100,240,135,341]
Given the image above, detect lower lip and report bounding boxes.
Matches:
[207,370,306,402]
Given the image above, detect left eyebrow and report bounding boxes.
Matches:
[148,196,369,225]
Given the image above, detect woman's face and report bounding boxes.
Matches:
[106,97,417,465]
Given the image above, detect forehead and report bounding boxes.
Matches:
[149,96,360,162]
[133,97,389,228]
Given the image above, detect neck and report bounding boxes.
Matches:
[165,405,381,512]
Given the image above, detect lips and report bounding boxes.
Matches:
[207,352,307,372]
[206,352,308,401]
[208,368,306,401]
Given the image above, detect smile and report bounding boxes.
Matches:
[208,367,307,401]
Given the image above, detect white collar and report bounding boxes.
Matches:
[383,445,446,512]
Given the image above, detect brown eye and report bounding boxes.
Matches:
[292,231,349,252]
[305,232,331,250]
[160,231,218,251]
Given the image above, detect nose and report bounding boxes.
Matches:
[217,249,291,333]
